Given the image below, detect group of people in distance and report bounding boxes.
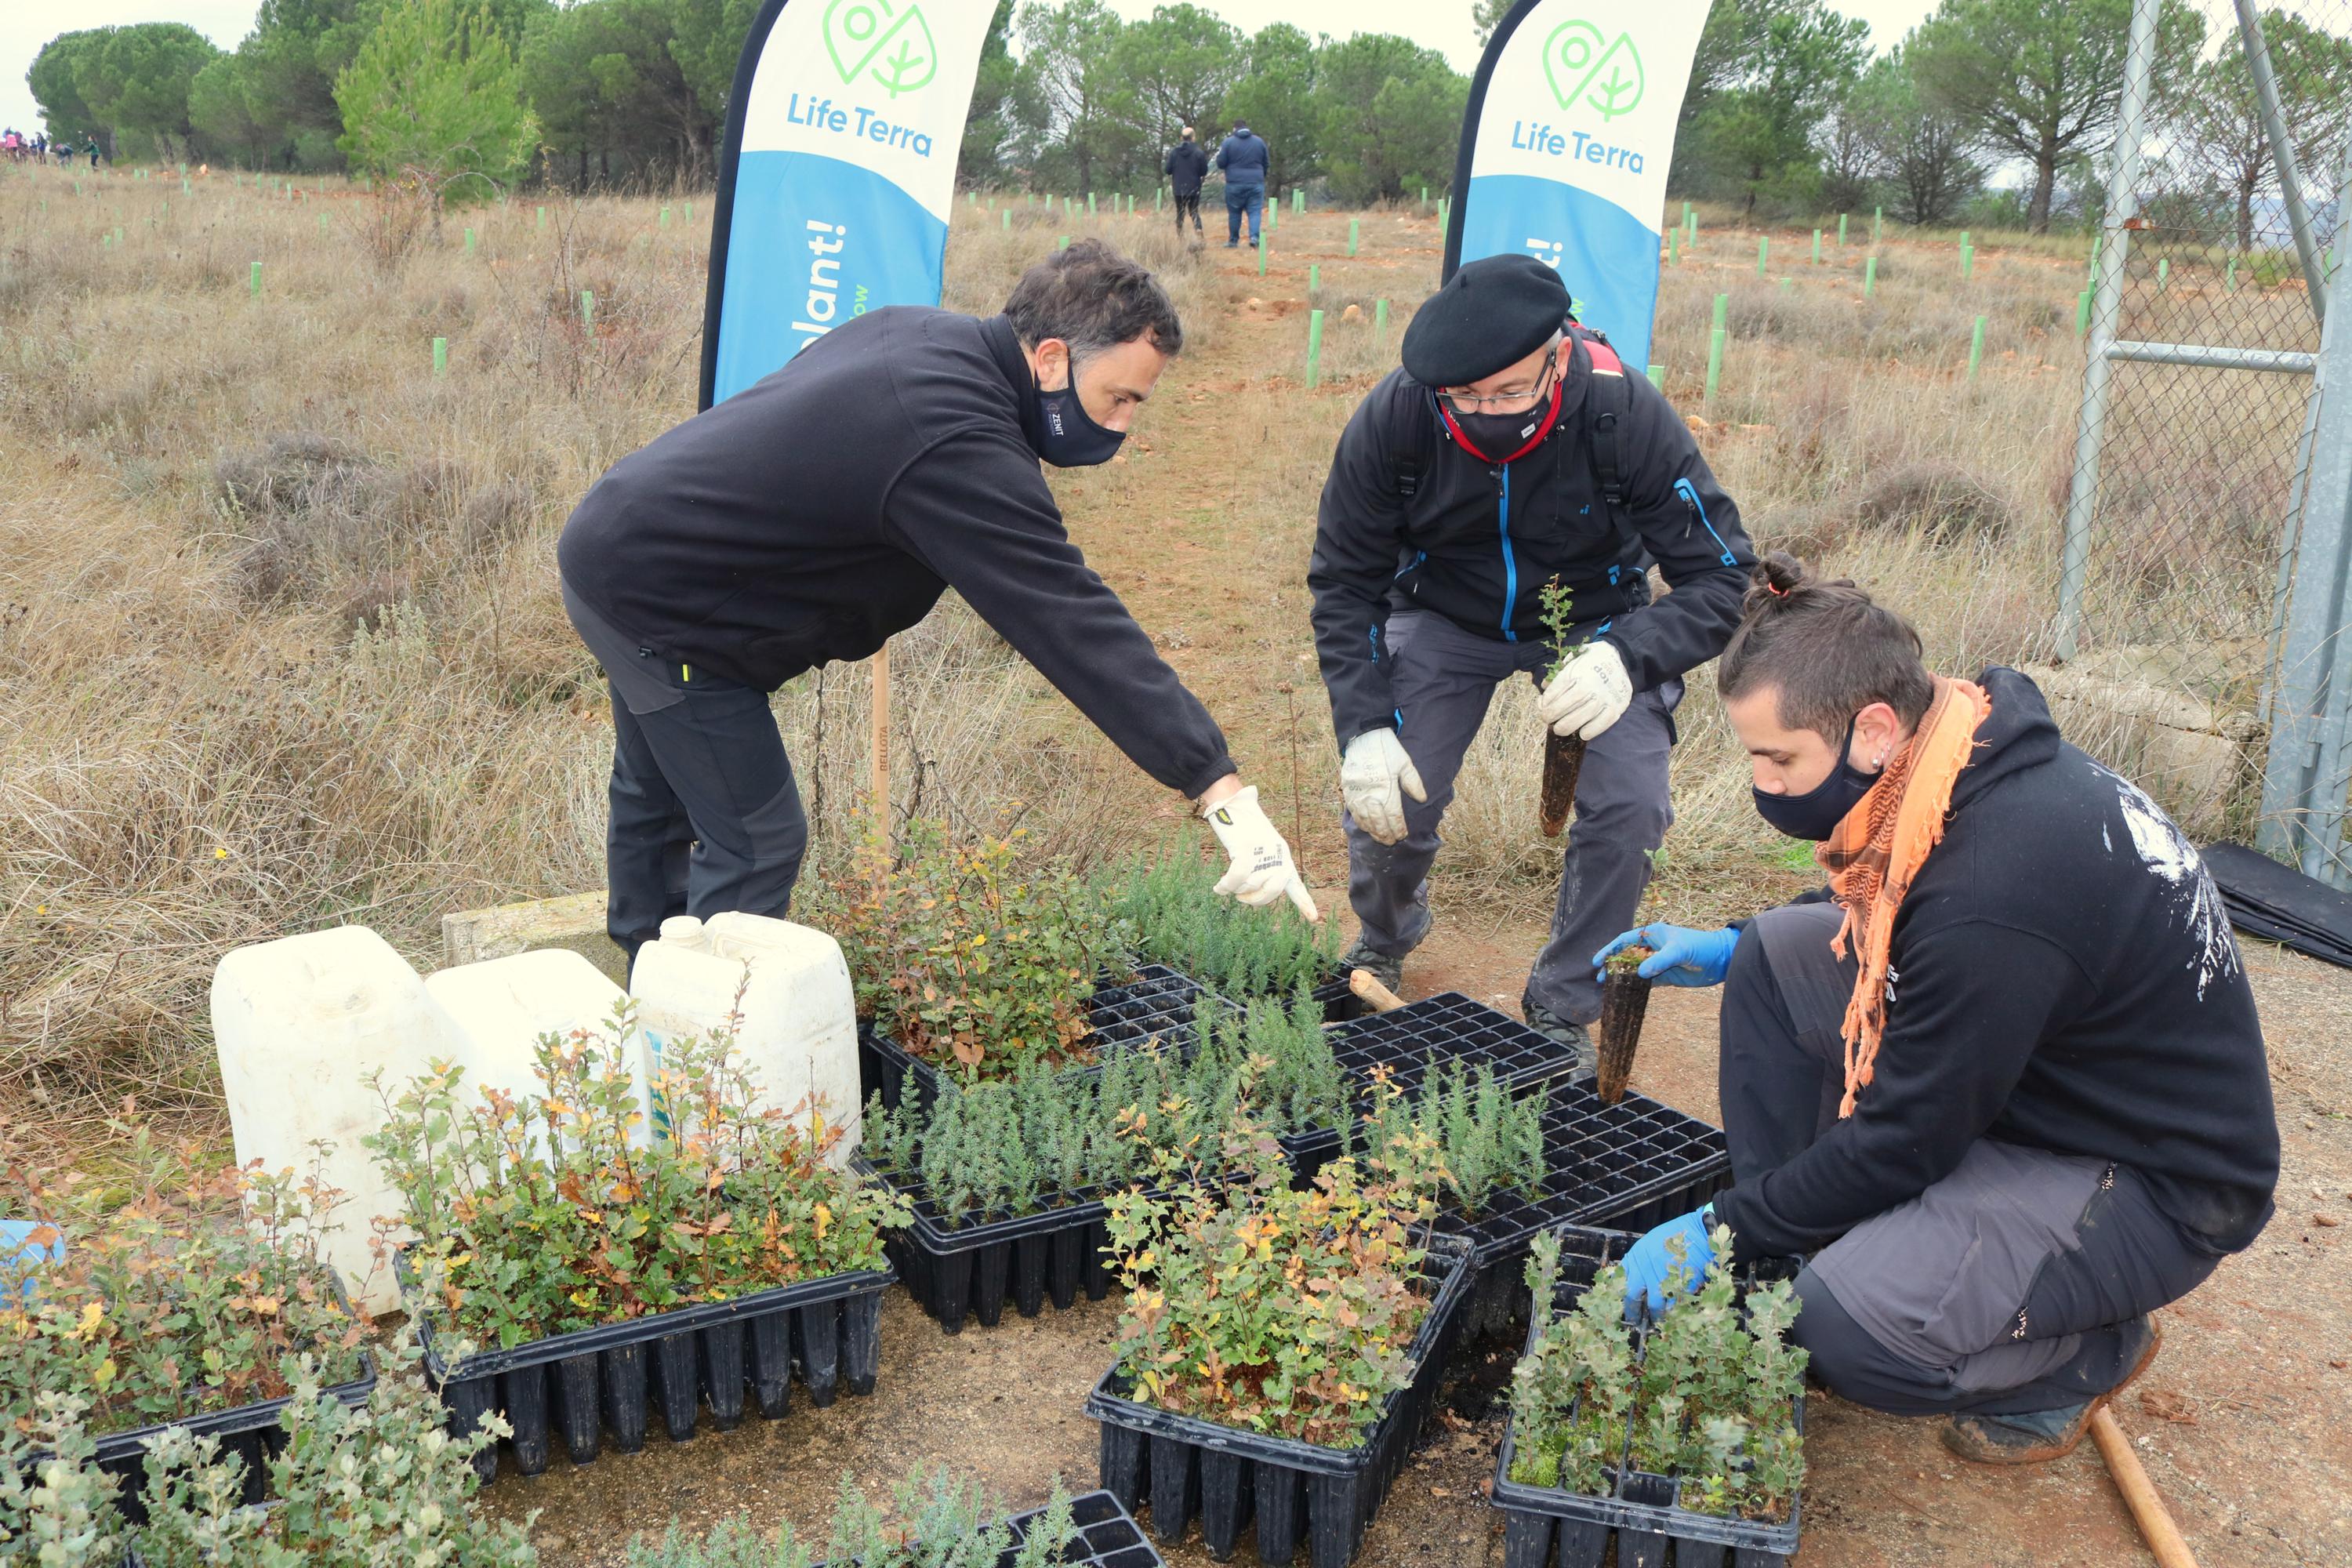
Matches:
[556,221,2279,1466]
[2,130,99,166]
[1161,118,1270,249]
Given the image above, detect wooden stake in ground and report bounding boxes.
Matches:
[1348,968,1407,1014]
[2088,1407,2198,1568]
[870,641,890,818]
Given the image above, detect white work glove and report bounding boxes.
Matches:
[1537,641,1633,740]
[1203,786,1321,919]
[1341,730,1428,846]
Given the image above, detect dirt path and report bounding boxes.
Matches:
[474,216,2352,1566]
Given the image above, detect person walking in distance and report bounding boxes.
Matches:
[1308,254,1755,1063]
[1215,118,1268,249]
[558,241,1317,966]
[1164,125,1207,245]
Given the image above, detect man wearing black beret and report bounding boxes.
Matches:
[1307,253,1755,1060]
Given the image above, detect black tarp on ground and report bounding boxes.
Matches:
[2202,841,2352,969]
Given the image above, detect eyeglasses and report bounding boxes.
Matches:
[1441,346,1559,416]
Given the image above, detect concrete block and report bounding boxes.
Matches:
[441,891,625,987]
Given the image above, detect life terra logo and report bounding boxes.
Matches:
[823,0,938,98]
[1542,18,1643,123]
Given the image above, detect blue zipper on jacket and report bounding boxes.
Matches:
[1676,477,1738,565]
[1497,465,1519,641]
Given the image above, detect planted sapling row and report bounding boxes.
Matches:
[1105,848,1342,1000]
[1595,944,1654,1104]
[0,1120,371,1461]
[811,815,1131,1081]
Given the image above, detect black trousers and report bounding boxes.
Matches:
[1173,190,1202,234]
[1724,903,2223,1415]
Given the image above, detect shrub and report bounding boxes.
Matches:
[0,1324,537,1568]
[1352,1059,1547,1218]
[0,1123,370,1443]
[1106,848,1340,998]
[811,817,1129,1080]
[1105,1120,1443,1449]
[621,1467,1078,1568]
[366,1007,907,1350]
[862,994,1345,1222]
[1507,1229,1807,1523]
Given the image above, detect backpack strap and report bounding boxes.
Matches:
[1573,325,1631,511]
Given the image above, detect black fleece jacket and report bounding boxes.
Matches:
[1307,331,1753,748]
[557,307,1237,798]
[1712,668,2280,1261]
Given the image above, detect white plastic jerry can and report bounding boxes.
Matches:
[423,949,649,1155]
[211,925,464,1316]
[627,912,861,1166]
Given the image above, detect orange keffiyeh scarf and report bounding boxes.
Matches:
[1815,676,1992,1116]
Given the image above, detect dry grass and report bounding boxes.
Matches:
[0,170,2288,1133]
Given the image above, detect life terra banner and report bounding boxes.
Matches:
[701,0,991,406]
[1448,0,1709,372]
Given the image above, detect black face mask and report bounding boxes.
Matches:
[1032,378,1126,467]
[1454,407,1548,456]
[1752,717,1880,840]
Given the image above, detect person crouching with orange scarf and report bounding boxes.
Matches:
[1595,554,2278,1465]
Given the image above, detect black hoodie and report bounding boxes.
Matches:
[1711,668,2279,1261]
[557,307,1237,798]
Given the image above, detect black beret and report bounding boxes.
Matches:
[1401,253,1571,387]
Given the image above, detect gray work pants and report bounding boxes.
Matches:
[564,584,808,964]
[1344,610,1679,1023]
[1726,903,2223,1415]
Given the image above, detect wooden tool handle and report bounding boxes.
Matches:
[2088,1406,2198,1568]
[1348,968,1406,1013]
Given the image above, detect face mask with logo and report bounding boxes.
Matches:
[1029,353,1126,467]
[1751,715,1881,840]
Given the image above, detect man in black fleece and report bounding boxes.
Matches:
[559,241,1314,960]
[1597,557,2278,1464]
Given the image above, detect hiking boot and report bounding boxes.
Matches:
[1522,995,1596,1076]
[1940,1317,2163,1466]
[1338,937,1403,996]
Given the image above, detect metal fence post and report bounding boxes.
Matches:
[2233,0,2328,321]
[2259,138,2352,874]
[2055,0,2158,662]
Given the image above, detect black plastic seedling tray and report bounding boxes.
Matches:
[1278,993,1588,1176]
[24,1279,377,1523]
[1308,966,1370,1024]
[407,1258,894,1481]
[1436,1086,1732,1336]
[861,964,1215,1113]
[855,1153,1126,1334]
[1491,1226,1803,1568]
[1088,1239,1474,1568]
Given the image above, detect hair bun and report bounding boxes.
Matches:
[1740,550,1813,616]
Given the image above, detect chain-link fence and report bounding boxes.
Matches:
[2057,0,2350,852]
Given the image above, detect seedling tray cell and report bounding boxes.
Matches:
[1279,993,1588,1175]
[1491,1225,1802,1566]
[24,1277,377,1522]
[1087,1240,1473,1568]
[1434,1086,1731,1335]
[862,964,1215,1113]
[408,1261,893,1481]
[856,1153,1121,1334]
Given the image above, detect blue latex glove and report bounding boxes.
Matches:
[2,1218,64,1305]
[1593,924,1740,988]
[1620,1207,1716,1319]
